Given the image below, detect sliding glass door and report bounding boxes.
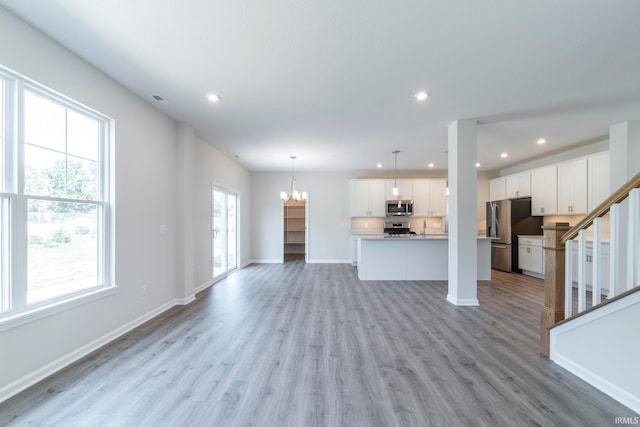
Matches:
[212,186,237,280]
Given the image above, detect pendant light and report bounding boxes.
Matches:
[392,150,400,197]
[280,156,307,202]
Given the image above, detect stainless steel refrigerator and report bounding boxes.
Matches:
[486,198,543,273]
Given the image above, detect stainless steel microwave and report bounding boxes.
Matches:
[386,200,413,216]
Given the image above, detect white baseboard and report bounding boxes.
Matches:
[446,295,479,306]
[194,265,253,295]
[194,280,215,294]
[549,291,640,414]
[0,299,178,404]
[248,259,282,264]
[174,295,196,305]
[552,354,640,414]
[305,259,352,264]
[521,270,544,280]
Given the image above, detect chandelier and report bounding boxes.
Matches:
[280,156,307,202]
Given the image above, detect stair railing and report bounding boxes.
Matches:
[540,171,640,357]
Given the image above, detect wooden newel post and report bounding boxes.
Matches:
[540,222,570,358]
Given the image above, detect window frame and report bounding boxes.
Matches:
[0,66,114,332]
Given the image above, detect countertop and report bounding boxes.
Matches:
[359,234,493,240]
[518,234,610,244]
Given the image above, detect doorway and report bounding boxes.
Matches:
[212,185,238,280]
[283,199,306,262]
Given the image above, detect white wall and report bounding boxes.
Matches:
[550,292,640,414]
[251,171,352,263]
[0,8,252,401]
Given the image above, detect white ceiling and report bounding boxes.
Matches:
[2,0,640,172]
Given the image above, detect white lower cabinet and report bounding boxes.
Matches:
[518,236,544,278]
[571,242,610,293]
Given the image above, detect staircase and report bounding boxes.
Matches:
[540,171,640,414]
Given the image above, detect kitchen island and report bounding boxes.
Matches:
[357,235,492,281]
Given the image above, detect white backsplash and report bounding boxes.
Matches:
[350,216,445,235]
[350,217,384,234]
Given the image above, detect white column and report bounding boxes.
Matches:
[447,119,479,306]
[176,122,196,304]
[609,121,640,190]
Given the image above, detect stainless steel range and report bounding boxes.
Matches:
[383,221,416,236]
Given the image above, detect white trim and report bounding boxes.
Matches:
[550,291,640,413]
[0,285,117,332]
[446,295,479,306]
[194,280,215,294]
[194,264,249,295]
[551,290,640,335]
[0,298,176,404]
[565,239,574,319]
[521,270,544,280]
[305,259,352,264]
[249,259,282,264]
[609,203,620,298]
[174,295,196,305]
[551,354,640,414]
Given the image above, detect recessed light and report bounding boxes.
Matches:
[475,163,481,167]
[537,138,546,145]
[376,163,382,168]
[415,91,428,101]
[428,163,434,168]
[501,153,508,158]
[207,93,220,103]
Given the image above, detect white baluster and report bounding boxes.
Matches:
[578,230,587,313]
[610,203,620,298]
[592,217,602,306]
[628,188,639,291]
[565,239,573,319]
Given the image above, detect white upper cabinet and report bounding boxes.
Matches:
[414,179,447,217]
[489,172,530,202]
[557,158,588,214]
[351,180,386,217]
[385,179,413,200]
[368,180,387,216]
[351,180,370,217]
[531,166,557,216]
[588,152,610,211]
[505,171,531,199]
[489,177,506,201]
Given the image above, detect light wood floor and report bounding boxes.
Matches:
[0,262,636,426]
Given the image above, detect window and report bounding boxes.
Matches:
[0,66,112,325]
